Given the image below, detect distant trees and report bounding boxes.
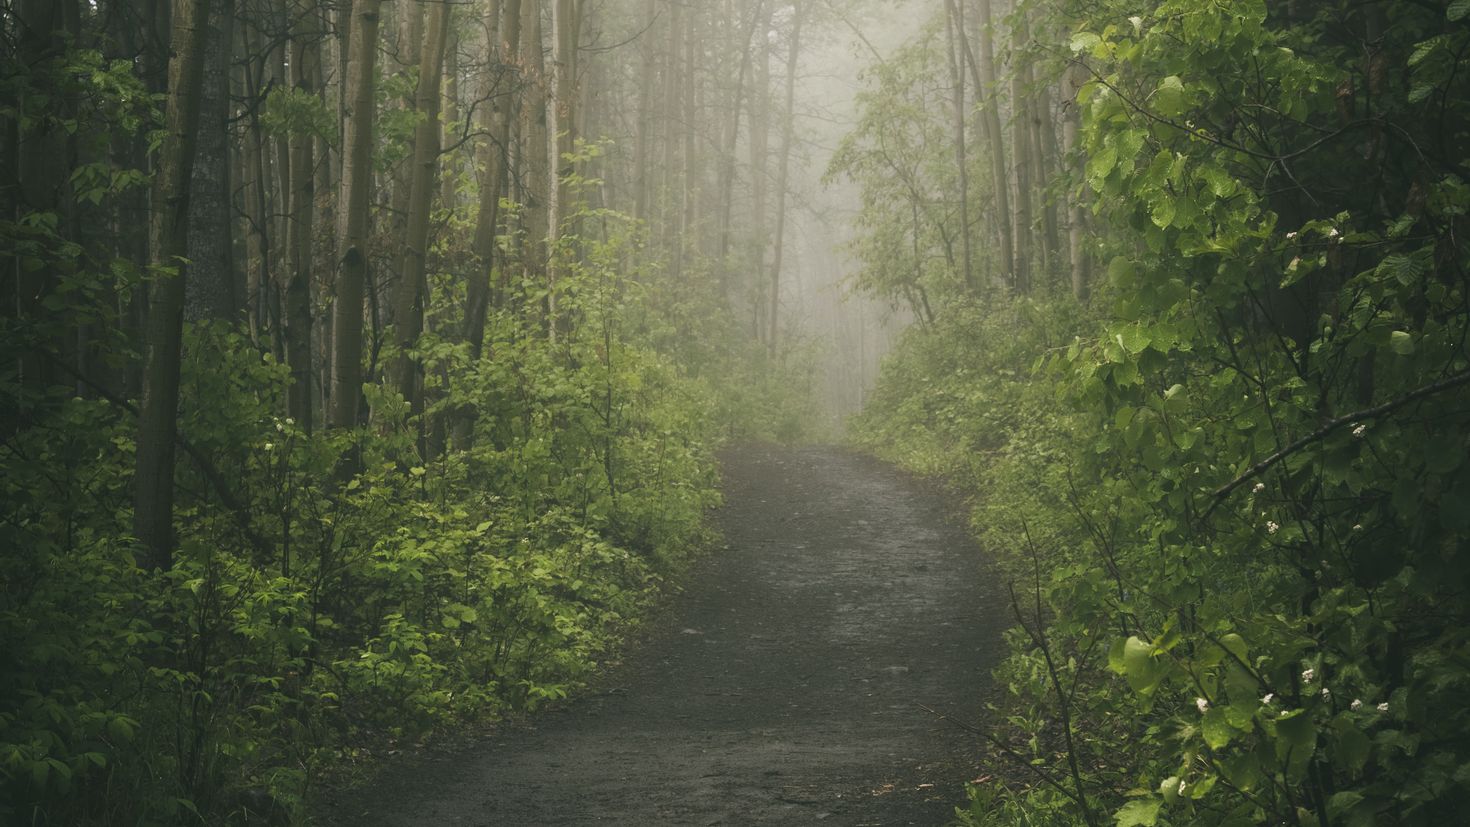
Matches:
[830,0,1092,307]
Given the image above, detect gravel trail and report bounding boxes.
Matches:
[316,444,1006,826]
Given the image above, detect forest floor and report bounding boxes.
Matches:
[313,444,1007,826]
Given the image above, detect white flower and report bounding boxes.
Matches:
[1302,668,1315,683]
[1350,699,1363,711]
[1286,231,1298,240]
[285,417,295,426]
[1262,693,1275,705]
[1351,423,1366,437]
[1196,697,1210,713]
[1177,779,1189,796]
[1329,228,1341,239]
[1321,687,1331,699]
[1352,524,1363,532]
[275,420,285,432]
[264,442,275,451]
[1252,482,1266,494]
[1377,702,1389,713]
[1266,521,1280,535]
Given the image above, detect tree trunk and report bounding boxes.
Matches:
[1009,10,1032,294]
[767,2,802,356]
[134,0,212,570]
[519,0,550,331]
[631,0,657,224]
[747,2,771,339]
[329,0,382,431]
[286,0,322,432]
[389,0,450,413]
[1062,63,1089,300]
[183,0,235,324]
[963,0,1013,290]
[716,0,763,281]
[944,0,974,293]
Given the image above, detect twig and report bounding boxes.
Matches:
[1207,368,1470,515]
[914,702,1084,807]
[40,351,275,560]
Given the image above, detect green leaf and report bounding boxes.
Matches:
[1203,707,1238,750]
[1451,0,1470,21]
[1153,76,1187,117]
[1071,32,1102,54]
[1389,331,1415,355]
[1124,636,1164,695]
[1276,709,1317,752]
[1115,798,1162,827]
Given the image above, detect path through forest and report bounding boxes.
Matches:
[317,445,1005,825]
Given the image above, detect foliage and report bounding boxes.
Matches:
[847,1,1470,825]
[0,132,802,827]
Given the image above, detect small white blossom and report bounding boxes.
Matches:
[1351,423,1366,438]
[1350,699,1363,711]
[1267,521,1280,535]
[1253,482,1266,494]
[276,421,285,432]
[1329,228,1341,239]
[1177,779,1189,796]
[1352,524,1363,532]
[1321,687,1332,699]
[1196,697,1210,713]
[1262,693,1275,705]
[264,442,275,451]
[285,417,295,426]
[1286,231,1298,240]
[1302,668,1315,683]
[1377,702,1389,713]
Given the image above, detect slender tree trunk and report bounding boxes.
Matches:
[520,0,551,331]
[944,0,974,293]
[390,0,450,413]
[631,0,657,224]
[286,0,322,432]
[767,2,802,356]
[329,0,382,431]
[717,0,762,274]
[441,25,460,217]
[963,0,1012,289]
[182,0,236,322]
[134,0,212,570]
[1009,11,1032,294]
[660,0,682,264]
[1062,63,1089,300]
[747,2,771,338]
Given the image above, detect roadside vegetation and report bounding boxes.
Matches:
[839,1,1470,824]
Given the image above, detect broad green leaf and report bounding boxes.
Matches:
[1203,707,1238,749]
[1153,76,1187,117]
[1124,636,1164,694]
[1115,798,1162,826]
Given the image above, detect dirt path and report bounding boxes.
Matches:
[317,445,1006,826]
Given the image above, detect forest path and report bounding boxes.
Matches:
[316,444,1005,826]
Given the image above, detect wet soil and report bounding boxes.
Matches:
[315,444,1007,826]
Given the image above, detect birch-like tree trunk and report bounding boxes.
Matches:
[767,1,802,355]
[389,0,450,412]
[285,0,321,432]
[329,0,381,430]
[134,0,212,569]
[943,0,974,293]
